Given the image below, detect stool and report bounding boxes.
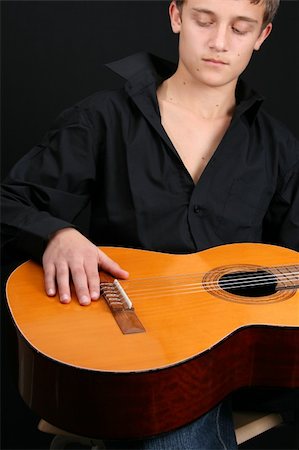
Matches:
[38,420,105,449]
[233,410,283,445]
[38,410,283,449]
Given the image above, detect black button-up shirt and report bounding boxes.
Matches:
[2,53,299,260]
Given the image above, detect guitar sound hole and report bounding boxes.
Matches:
[219,270,277,297]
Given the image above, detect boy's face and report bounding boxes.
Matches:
[169,0,272,88]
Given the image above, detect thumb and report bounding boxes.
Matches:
[98,250,129,279]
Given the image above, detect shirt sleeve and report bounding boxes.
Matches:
[1,105,99,261]
[263,137,299,252]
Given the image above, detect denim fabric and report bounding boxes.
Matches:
[104,399,237,450]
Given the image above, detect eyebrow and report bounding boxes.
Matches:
[191,8,259,24]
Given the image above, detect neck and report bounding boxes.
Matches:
[159,68,237,120]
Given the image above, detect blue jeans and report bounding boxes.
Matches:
[104,399,237,449]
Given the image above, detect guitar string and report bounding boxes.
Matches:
[121,271,299,288]
[120,278,299,298]
[117,270,299,289]
[102,271,299,297]
[103,266,299,284]
[122,286,286,300]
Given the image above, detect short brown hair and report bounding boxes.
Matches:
[174,0,280,26]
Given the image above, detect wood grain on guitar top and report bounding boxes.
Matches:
[7,242,299,372]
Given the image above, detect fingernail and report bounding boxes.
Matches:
[91,291,100,300]
[80,295,90,305]
[61,294,70,303]
[47,288,55,296]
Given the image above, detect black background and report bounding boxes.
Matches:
[1,1,299,449]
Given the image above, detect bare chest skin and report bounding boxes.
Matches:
[158,98,232,184]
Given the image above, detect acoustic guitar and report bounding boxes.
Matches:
[6,242,299,439]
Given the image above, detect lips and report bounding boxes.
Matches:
[202,58,229,65]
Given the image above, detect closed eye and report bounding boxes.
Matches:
[232,27,249,35]
[196,20,214,27]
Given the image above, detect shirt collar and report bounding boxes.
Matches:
[105,52,175,86]
[105,52,264,120]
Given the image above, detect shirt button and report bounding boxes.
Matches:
[193,205,201,214]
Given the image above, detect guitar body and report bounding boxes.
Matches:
[6,242,299,439]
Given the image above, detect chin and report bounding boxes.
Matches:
[194,72,237,89]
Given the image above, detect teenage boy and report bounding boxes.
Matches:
[2,0,298,448]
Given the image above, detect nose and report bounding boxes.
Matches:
[208,24,229,52]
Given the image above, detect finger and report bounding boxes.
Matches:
[98,250,129,279]
[43,262,57,297]
[70,263,91,306]
[56,262,72,304]
[84,263,101,301]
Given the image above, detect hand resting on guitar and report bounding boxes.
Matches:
[42,228,129,306]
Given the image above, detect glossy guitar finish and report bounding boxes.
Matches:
[6,243,299,439]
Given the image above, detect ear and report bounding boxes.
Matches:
[254,23,272,51]
[169,1,182,34]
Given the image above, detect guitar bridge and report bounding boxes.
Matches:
[100,275,145,335]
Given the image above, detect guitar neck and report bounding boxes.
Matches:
[270,264,299,290]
